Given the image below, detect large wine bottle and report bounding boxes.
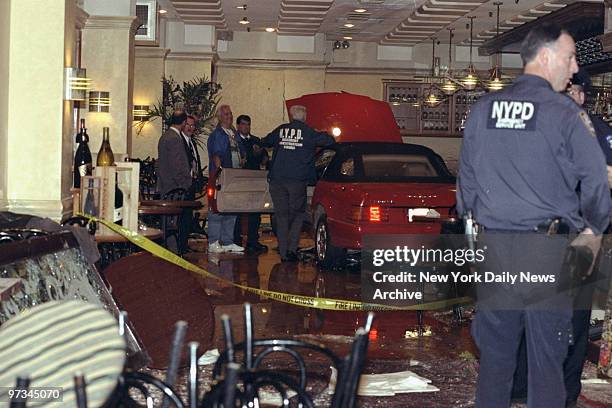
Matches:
[96,127,122,224]
[96,127,115,166]
[114,174,123,225]
[73,119,92,188]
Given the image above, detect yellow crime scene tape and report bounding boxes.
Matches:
[82,214,472,312]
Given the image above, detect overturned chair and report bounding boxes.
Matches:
[203,303,374,408]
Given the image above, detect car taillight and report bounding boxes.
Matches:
[370,206,381,222]
[350,206,389,222]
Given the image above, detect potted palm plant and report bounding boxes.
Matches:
[136,75,222,152]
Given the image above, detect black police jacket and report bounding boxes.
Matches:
[457,74,611,234]
[260,120,336,182]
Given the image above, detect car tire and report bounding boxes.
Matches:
[315,216,346,268]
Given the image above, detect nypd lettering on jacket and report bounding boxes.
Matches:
[279,128,303,150]
[487,100,538,130]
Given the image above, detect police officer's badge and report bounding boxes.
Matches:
[579,111,596,137]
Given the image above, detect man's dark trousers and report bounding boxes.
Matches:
[512,273,598,404]
[269,179,307,258]
[474,232,573,408]
[177,188,195,254]
[234,213,262,246]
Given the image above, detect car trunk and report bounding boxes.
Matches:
[347,182,456,225]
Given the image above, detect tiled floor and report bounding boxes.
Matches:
[138,232,612,407]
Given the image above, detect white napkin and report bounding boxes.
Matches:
[328,367,439,396]
[197,348,220,365]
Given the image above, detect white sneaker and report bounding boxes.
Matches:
[208,241,225,253]
[222,243,245,253]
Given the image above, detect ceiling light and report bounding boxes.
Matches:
[332,127,342,137]
[423,85,442,107]
[461,16,479,90]
[461,69,479,90]
[343,36,352,40]
[236,4,247,10]
[158,9,167,14]
[442,28,458,96]
[265,27,276,32]
[424,92,441,107]
[344,23,355,28]
[354,8,367,13]
[239,17,249,25]
[486,67,505,91]
[486,4,506,92]
[342,40,350,49]
[441,78,459,95]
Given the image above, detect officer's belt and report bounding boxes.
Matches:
[481,218,574,234]
[534,218,573,234]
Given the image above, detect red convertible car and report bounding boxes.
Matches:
[287,92,457,267]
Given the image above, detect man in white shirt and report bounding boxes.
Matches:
[207,105,245,253]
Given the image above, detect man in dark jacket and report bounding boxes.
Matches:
[260,105,336,262]
[233,114,269,252]
[157,111,190,196]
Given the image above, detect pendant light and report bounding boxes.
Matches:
[487,2,505,92]
[441,28,459,95]
[424,37,443,107]
[461,16,478,90]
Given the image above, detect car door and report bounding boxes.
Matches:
[210,168,273,213]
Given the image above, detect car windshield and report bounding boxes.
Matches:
[362,154,439,178]
[346,146,453,182]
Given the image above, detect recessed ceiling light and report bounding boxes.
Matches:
[344,23,355,28]
[354,8,367,13]
[159,9,167,14]
[265,27,276,32]
[239,17,250,25]
[343,36,353,40]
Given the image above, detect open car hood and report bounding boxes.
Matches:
[286,92,402,143]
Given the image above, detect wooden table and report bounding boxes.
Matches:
[138,206,182,216]
[140,200,203,209]
[95,227,163,270]
[95,227,163,243]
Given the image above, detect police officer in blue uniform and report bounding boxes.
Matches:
[260,105,335,262]
[511,68,612,407]
[457,23,610,408]
[567,69,612,168]
[563,67,612,407]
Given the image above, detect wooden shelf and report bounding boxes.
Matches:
[384,81,485,138]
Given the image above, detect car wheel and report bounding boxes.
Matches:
[315,216,345,268]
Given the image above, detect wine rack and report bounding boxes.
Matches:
[384,81,483,137]
[386,84,420,132]
[453,89,485,133]
[421,99,450,133]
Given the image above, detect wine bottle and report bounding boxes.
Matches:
[73,119,92,188]
[114,174,123,225]
[96,127,115,166]
[96,128,122,224]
